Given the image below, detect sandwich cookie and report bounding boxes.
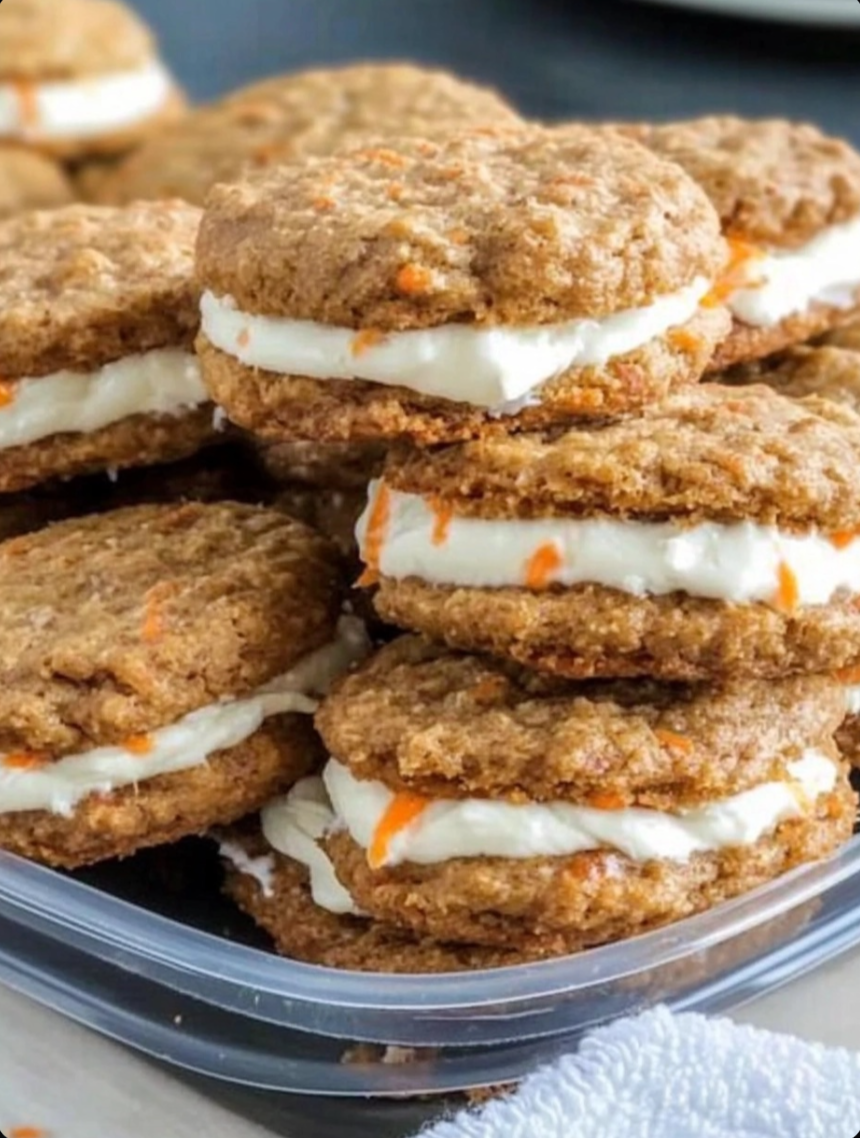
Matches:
[0,202,217,493]
[252,638,853,958]
[93,62,523,207]
[363,384,860,681]
[196,127,729,444]
[723,344,860,415]
[0,502,367,867]
[0,146,75,218]
[621,117,860,370]
[821,317,860,355]
[0,0,184,159]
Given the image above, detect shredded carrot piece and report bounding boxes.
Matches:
[11,1128,48,1138]
[395,264,433,295]
[123,734,154,756]
[351,329,386,357]
[387,182,404,202]
[141,585,171,643]
[469,676,507,704]
[701,237,764,308]
[667,328,703,353]
[831,531,858,550]
[774,561,799,614]
[360,483,391,582]
[429,497,454,546]
[369,792,428,869]
[355,147,407,168]
[312,195,335,211]
[3,752,48,771]
[654,729,694,754]
[525,543,563,590]
[835,665,860,683]
[236,328,250,349]
[0,381,15,408]
[588,791,626,811]
[13,80,39,129]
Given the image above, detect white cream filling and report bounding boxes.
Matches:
[358,484,860,606]
[0,62,172,142]
[261,776,362,916]
[323,751,837,870]
[219,840,276,899]
[200,278,709,414]
[0,349,207,451]
[0,617,370,818]
[844,685,860,716]
[729,215,860,327]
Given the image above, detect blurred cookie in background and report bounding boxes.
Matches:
[0,0,186,160]
[618,117,860,370]
[93,61,522,205]
[0,147,75,218]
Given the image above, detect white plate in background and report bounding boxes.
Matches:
[631,0,860,27]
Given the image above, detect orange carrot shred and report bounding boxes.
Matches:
[369,792,428,869]
[123,734,154,756]
[525,543,563,590]
[774,561,799,614]
[312,195,335,211]
[355,147,407,168]
[701,237,763,308]
[361,483,391,579]
[429,498,454,546]
[3,752,48,771]
[396,264,433,295]
[11,1128,48,1138]
[141,587,169,643]
[655,729,694,754]
[0,381,15,408]
[831,531,857,550]
[387,182,404,202]
[13,80,40,129]
[588,792,626,811]
[667,328,703,353]
[351,329,386,357]
[356,567,380,588]
[835,665,860,684]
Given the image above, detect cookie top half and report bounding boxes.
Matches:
[317,637,844,809]
[0,503,343,756]
[0,202,201,378]
[623,116,860,249]
[95,63,522,207]
[0,148,75,218]
[379,382,860,530]
[0,0,155,80]
[196,125,724,329]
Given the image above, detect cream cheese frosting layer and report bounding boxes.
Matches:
[0,62,173,142]
[0,617,370,818]
[200,277,710,414]
[0,348,207,451]
[356,484,860,607]
[261,776,362,916]
[728,216,860,328]
[323,752,837,870]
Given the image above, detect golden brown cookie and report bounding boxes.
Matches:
[0,147,75,218]
[196,126,729,444]
[220,824,533,973]
[619,117,860,369]
[821,317,860,355]
[255,641,854,955]
[722,345,860,414]
[0,0,185,159]
[0,502,356,867]
[94,62,522,206]
[365,384,860,680]
[0,202,218,492]
[254,439,386,491]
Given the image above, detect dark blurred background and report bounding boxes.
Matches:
[135,0,860,140]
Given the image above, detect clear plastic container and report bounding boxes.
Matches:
[2,834,860,1097]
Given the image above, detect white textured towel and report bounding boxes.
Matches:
[421,1007,860,1138]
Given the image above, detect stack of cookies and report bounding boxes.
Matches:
[203,120,860,971]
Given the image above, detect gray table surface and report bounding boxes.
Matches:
[3,1,860,1134]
